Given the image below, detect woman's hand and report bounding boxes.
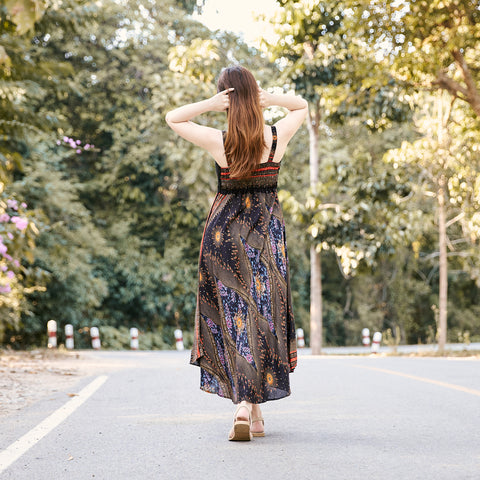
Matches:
[258,87,271,109]
[208,88,235,112]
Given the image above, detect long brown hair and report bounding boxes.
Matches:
[217,66,265,178]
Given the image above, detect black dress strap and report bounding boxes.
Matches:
[268,125,277,162]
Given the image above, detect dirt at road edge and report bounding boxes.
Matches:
[0,349,111,418]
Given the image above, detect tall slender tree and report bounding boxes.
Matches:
[262,0,410,351]
[261,0,349,353]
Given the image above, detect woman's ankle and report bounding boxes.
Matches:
[251,404,262,417]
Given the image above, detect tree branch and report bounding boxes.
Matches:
[303,41,315,60]
[445,211,465,228]
[432,69,469,99]
[307,97,321,136]
[446,233,455,252]
[318,203,342,212]
[451,49,480,117]
[422,250,472,260]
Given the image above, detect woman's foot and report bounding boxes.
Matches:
[234,403,250,422]
[228,401,252,441]
[251,404,265,437]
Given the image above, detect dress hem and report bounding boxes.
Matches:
[191,355,292,405]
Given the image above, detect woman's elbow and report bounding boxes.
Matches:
[165,111,174,126]
[300,101,309,119]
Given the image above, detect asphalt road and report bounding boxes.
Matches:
[1,350,479,480]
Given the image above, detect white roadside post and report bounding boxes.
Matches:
[65,324,74,350]
[90,327,101,350]
[47,320,57,349]
[174,329,184,351]
[362,328,371,348]
[371,331,382,353]
[296,328,305,348]
[130,328,139,350]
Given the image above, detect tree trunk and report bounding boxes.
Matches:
[436,91,449,354]
[307,104,322,354]
[310,244,322,354]
[437,174,448,353]
[451,49,480,118]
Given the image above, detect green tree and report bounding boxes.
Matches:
[262,0,413,352]
[346,0,480,117]
[4,0,278,345]
[0,0,55,342]
[384,91,480,350]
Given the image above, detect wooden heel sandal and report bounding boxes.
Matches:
[251,417,265,437]
[228,401,252,441]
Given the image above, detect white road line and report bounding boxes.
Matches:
[353,364,480,397]
[0,375,108,474]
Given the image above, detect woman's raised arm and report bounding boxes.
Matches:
[165,88,234,154]
[259,88,308,144]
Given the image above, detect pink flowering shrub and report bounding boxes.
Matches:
[0,191,38,307]
[57,136,96,154]
[10,216,29,230]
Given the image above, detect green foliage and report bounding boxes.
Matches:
[0,0,282,347]
[346,0,480,117]
[385,91,480,282]
[3,0,48,35]
[1,0,480,350]
[97,326,170,350]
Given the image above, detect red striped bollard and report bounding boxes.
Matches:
[65,324,74,350]
[130,328,139,350]
[296,328,305,348]
[362,328,371,347]
[90,327,101,350]
[174,329,184,351]
[371,331,382,353]
[47,320,57,348]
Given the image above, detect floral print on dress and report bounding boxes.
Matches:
[241,237,276,336]
[217,280,256,368]
[202,314,234,395]
[268,214,287,280]
[201,369,226,397]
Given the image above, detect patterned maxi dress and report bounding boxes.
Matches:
[190,125,297,404]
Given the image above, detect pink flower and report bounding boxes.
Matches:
[0,284,11,293]
[56,140,61,145]
[11,216,28,230]
[4,254,12,261]
[0,243,7,255]
[0,214,9,222]
[84,144,90,150]
[7,199,18,210]
[76,140,81,145]
[63,136,69,142]
[0,265,7,271]
[6,270,14,279]
[7,232,13,240]
[13,259,19,268]
[20,202,27,209]
[76,149,82,154]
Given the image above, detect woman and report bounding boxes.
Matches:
[165,65,308,441]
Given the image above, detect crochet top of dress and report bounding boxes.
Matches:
[216,125,279,194]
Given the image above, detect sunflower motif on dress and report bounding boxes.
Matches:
[212,226,223,245]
